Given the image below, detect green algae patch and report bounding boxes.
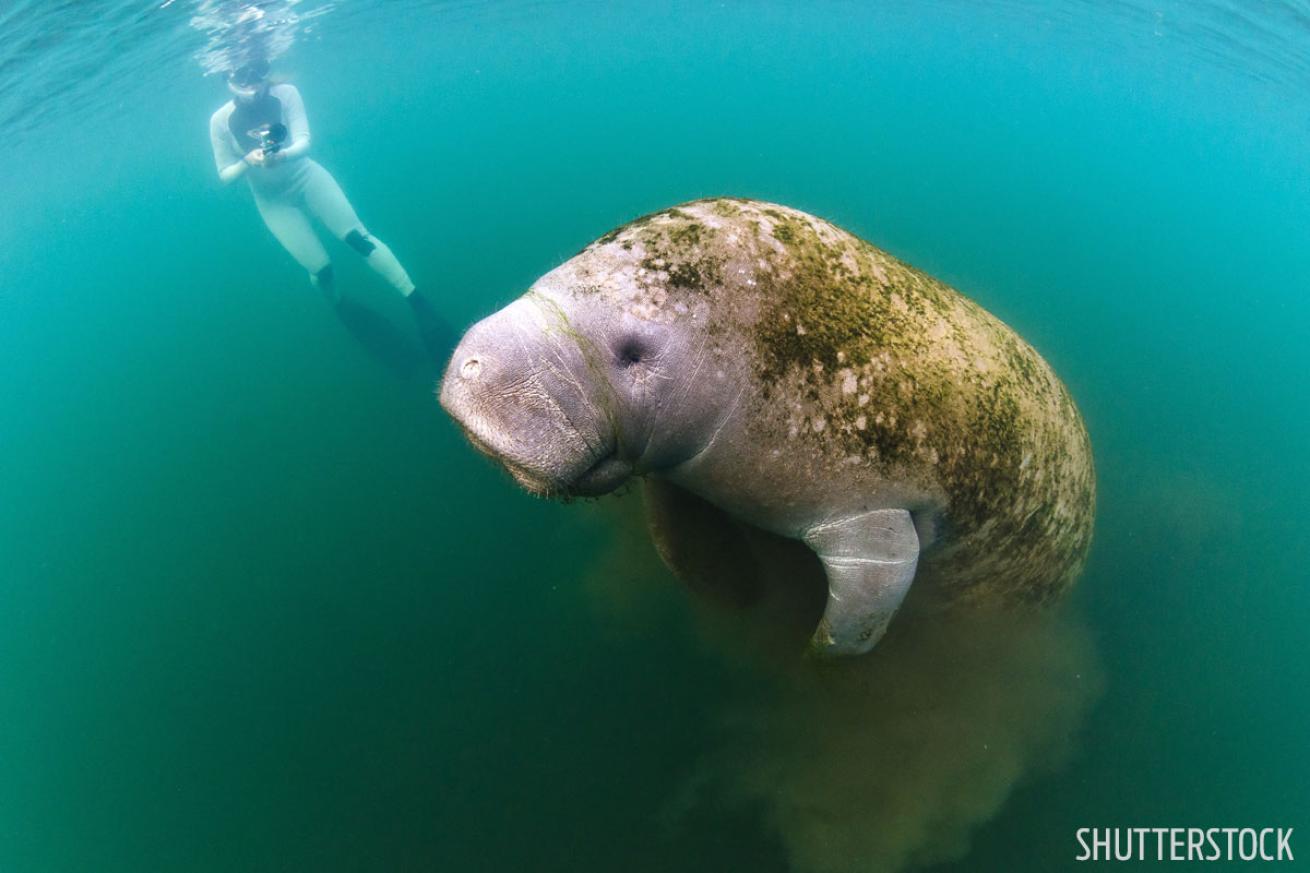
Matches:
[751,214,905,384]
[623,210,728,297]
[720,200,1094,606]
[525,289,626,449]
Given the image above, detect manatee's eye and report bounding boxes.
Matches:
[616,337,645,368]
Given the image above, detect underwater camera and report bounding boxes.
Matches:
[248,122,288,155]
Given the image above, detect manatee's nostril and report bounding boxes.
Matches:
[461,357,483,379]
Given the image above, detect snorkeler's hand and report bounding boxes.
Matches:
[244,148,266,167]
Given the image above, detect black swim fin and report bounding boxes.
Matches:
[333,297,425,379]
[406,290,459,366]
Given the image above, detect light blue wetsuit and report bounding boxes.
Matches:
[210,82,415,296]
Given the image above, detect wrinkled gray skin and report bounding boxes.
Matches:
[439,284,727,503]
[441,198,1094,656]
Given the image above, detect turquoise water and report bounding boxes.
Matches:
[2,2,1308,870]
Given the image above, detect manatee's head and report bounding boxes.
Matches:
[442,203,768,499]
[441,282,713,499]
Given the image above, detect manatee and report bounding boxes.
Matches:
[440,198,1095,655]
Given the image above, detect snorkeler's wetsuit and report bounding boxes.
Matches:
[209,83,415,296]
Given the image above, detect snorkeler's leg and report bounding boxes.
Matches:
[300,162,417,295]
[301,162,454,362]
[253,194,334,300]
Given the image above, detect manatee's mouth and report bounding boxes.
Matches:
[458,424,499,465]
[456,421,627,499]
[566,452,634,497]
[457,424,553,495]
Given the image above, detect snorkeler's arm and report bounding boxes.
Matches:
[273,84,311,160]
[210,104,250,184]
[218,158,251,183]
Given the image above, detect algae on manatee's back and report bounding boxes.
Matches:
[576,198,1096,608]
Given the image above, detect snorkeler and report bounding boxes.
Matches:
[209,59,452,363]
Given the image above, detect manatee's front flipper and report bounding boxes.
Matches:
[643,478,763,608]
[803,509,920,656]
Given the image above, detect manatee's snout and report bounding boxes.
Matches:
[438,338,504,461]
[440,300,623,497]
